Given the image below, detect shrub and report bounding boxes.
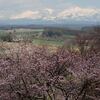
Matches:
[0,43,100,100]
[0,32,13,42]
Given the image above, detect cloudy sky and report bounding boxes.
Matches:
[0,0,100,23]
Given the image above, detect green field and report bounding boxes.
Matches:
[32,38,64,46]
[0,29,75,46]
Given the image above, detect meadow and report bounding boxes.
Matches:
[0,28,75,46]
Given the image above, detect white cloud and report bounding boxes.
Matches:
[10,6,100,21]
[42,8,56,20]
[10,8,55,20]
[44,8,54,14]
[10,10,41,19]
[43,16,56,20]
[57,6,100,19]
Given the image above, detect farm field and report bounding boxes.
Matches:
[0,28,76,46]
[32,38,64,46]
[0,28,77,56]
